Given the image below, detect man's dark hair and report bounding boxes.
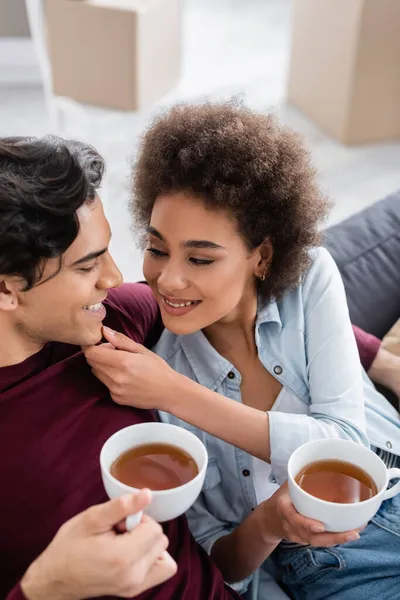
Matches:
[132,101,331,301]
[0,135,105,289]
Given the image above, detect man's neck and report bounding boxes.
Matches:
[0,319,44,368]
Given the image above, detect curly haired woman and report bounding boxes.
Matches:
[87,102,400,600]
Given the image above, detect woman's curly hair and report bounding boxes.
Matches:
[132,101,331,300]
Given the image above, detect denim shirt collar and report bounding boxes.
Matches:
[256,296,282,330]
[180,297,282,391]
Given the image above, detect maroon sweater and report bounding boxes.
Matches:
[352,324,381,372]
[1,283,239,600]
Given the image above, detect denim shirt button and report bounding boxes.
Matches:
[242,469,250,477]
[227,371,235,380]
[273,365,283,375]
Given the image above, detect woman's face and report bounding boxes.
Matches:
[143,192,263,335]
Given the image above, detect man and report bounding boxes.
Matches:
[353,324,400,407]
[0,135,240,600]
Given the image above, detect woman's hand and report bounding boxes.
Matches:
[260,482,363,547]
[83,326,178,411]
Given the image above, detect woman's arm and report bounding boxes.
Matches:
[86,329,272,461]
[208,483,361,584]
[86,249,368,472]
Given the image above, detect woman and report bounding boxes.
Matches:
[86,102,400,600]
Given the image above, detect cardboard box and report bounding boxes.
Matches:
[45,0,181,111]
[0,0,30,37]
[287,0,400,145]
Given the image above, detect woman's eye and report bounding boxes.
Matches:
[146,247,213,267]
[146,247,168,258]
[80,264,98,273]
[189,258,214,266]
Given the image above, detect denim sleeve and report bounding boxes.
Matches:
[185,495,253,594]
[268,248,369,484]
[186,492,234,554]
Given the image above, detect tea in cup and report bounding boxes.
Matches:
[100,422,208,528]
[288,439,400,532]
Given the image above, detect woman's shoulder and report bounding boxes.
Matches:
[273,247,343,325]
[301,246,344,309]
[305,246,339,281]
[285,246,341,300]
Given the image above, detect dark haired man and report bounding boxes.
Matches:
[0,136,240,600]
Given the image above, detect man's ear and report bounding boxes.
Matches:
[0,278,20,311]
[255,238,273,280]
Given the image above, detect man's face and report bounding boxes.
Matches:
[11,198,123,348]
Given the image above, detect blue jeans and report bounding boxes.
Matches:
[270,486,400,600]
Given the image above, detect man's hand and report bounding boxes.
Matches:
[368,346,400,408]
[259,482,363,546]
[21,490,177,600]
[84,326,179,411]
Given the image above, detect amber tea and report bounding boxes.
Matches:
[295,459,378,503]
[110,442,198,491]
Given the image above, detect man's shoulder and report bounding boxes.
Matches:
[104,283,163,346]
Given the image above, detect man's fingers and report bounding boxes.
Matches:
[115,514,152,535]
[118,517,167,559]
[102,327,147,354]
[143,551,178,590]
[81,491,152,535]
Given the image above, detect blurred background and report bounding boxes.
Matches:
[1,0,399,282]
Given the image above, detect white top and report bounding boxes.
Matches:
[253,386,308,504]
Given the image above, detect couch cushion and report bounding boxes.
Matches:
[324,190,400,339]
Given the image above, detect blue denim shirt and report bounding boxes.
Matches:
[155,247,400,558]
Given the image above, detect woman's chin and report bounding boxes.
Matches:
[162,312,202,336]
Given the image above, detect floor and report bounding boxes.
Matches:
[0,0,399,282]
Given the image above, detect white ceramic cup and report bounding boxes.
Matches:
[100,422,208,529]
[288,439,400,532]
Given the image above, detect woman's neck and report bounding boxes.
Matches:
[203,293,258,359]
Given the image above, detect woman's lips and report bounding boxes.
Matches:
[160,295,201,316]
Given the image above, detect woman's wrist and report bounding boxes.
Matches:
[159,370,191,413]
[254,498,283,546]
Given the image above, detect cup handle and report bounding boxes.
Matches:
[126,510,143,531]
[382,468,400,500]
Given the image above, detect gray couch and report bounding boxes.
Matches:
[325,190,400,342]
[325,189,400,408]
